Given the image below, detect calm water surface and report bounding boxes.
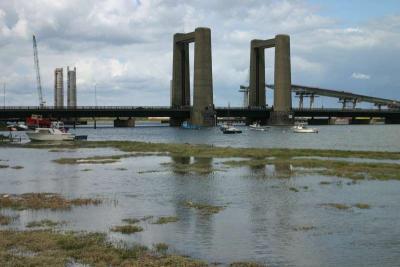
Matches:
[1,125,400,266]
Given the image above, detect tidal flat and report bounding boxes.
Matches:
[1,141,400,266]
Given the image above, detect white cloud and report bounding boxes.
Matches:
[351,72,371,80]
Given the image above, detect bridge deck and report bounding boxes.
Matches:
[1,106,400,120]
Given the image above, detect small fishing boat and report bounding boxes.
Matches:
[26,128,75,141]
[293,123,318,133]
[222,125,242,134]
[249,122,269,131]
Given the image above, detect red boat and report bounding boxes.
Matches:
[26,115,51,129]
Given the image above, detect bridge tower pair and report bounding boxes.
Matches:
[249,34,293,125]
[170,27,215,127]
[170,28,293,126]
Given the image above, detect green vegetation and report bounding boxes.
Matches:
[152,216,179,224]
[4,140,400,180]
[320,203,351,210]
[183,201,225,215]
[110,225,143,234]
[224,157,400,181]
[230,262,266,267]
[0,193,102,210]
[319,181,332,185]
[10,166,23,169]
[0,214,13,225]
[0,164,9,168]
[354,203,371,209]
[81,168,92,172]
[26,219,62,228]
[122,218,140,224]
[289,187,299,192]
[115,167,128,171]
[54,155,121,165]
[0,230,207,266]
[154,243,169,254]
[293,225,316,231]
[13,140,400,159]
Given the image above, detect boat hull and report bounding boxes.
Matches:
[26,132,75,141]
[293,129,318,133]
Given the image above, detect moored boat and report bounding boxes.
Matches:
[249,122,269,131]
[293,123,318,133]
[222,126,242,134]
[26,128,75,141]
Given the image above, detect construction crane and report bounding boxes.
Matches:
[32,34,45,107]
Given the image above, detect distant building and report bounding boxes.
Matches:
[54,68,63,107]
[67,66,77,107]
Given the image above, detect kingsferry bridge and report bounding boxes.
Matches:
[2,28,400,126]
[1,106,400,125]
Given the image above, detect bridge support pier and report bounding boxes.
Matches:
[171,27,215,127]
[269,35,293,125]
[248,34,293,125]
[114,117,135,127]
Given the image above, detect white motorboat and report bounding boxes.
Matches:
[222,126,242,134]
[293,123,318,133]
[249,122,269,131]
[26,128,75,141]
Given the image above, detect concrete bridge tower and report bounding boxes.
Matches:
[249,34,293,125]
[171,27,215,127]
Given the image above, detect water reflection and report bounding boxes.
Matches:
[169,156,214,175]
[245,162,293,179]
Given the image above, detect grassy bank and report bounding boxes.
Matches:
[8,140,400,160]
[0,230,207,267]
[4,141,400,180]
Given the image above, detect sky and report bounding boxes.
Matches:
[0,0,399,108]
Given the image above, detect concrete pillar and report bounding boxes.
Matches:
[54,68,64,107]
[67,66,77,108]
[249,42,265,107]
[191,27,215,126]
[172,36,190,107]
[114,117,135,127]
[270,34,293,125]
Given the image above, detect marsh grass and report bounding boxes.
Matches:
[320,203,351,210]
[154,243,169,254]
[289,187,299,192]
[121,218,140,224]
[110,225,143,234]
[224,158,400,181]
[152,216,179,224]
[230,262,266,267]
[26,219,63,228]
[0,193,102,210]
[0,164,9,168]
[15,140,400,159]
[10,166,23,169]
[354,203,371,209]
[0,214,14,225]
[293,225,316,231]
[183,201,225,215]
[0,230,207,266]
[7,140,400,180]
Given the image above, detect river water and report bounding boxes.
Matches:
[1,124,400,266]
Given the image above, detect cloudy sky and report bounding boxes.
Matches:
[0,0,399,107]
